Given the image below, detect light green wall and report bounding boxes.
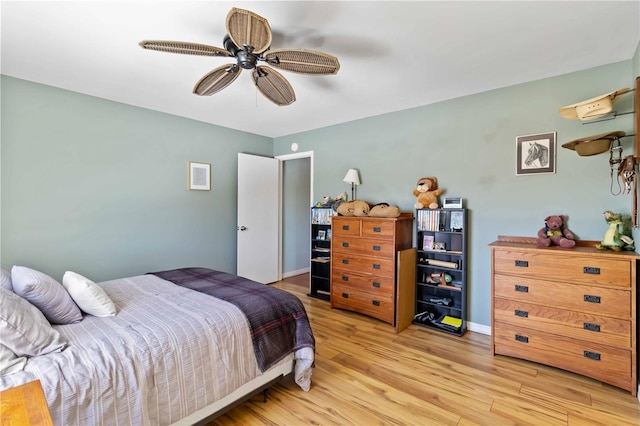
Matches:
[1,76,271,281]
[2,55,638,327]
[282,158,311,273]
[634,39,640,79]
[274,60,636,327]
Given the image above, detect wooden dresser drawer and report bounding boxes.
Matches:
[331,269,395,296]
[332,236,395,257]
[493,322,632,391]
[494,274,631,317]
[332,219,361,236]
[332,282,394,323]
[494,298,631,348]
[361,220,396,239]
[494,250,631,287]
[332,252,395,278]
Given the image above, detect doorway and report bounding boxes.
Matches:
[277,151,313,278]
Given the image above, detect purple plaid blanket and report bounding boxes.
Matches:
[148,267,315,372]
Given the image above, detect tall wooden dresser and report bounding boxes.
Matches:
[489,236,638,396]
[331,214,415,333]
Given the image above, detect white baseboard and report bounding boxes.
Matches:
[282,267,310,279]
[467,321,491,335]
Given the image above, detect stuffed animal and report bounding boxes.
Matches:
[368,203,401,218]
[595,211,635,251]
[336,200,371,216]
[413,177,443,209]
[317,192,348,211]
[536,215,576,248]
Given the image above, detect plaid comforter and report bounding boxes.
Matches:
[149,267,315,372]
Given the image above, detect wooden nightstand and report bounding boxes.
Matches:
[0,380,53,426]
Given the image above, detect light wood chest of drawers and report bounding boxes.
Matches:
[489,236,638,396]
[331,214,415,332]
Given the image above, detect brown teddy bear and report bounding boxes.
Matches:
[413,177,443,209]
[536,215,576,248]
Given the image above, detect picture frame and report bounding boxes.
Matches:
[189,161,211,190]
[422,235,434,251]
[317,230,326,240]
[433,242,446,251]
[450,211,464,232]
[516,132,556,176]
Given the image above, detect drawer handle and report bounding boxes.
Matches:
[515,260,529,267]
[342,242,349,248]
[342,225,350,230]
[342,259,349,264]
[583,322,601,332]
[514,309,528,318]
[584,294,601,304]
[373,264,381,269]
[373,227,381,232]
[515,285,529,293]
[583,266,601,275]
[373,245,381,251]
[515,334,529,343]
[341,293,349,299]
[372,300,380,306]
[584,350,601,361]
[341,275,349,282]
[372,282,381,288]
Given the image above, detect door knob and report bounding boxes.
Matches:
[238,226,247,231]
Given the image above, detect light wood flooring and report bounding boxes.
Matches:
[210,273,640,425]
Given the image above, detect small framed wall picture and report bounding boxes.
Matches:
[516,132,556,176]
[189,161,211,190]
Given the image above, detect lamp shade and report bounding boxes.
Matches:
[342,169,360,185]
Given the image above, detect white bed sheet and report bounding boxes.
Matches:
[1,274,312,425]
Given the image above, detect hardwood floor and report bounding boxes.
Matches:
[210,273,640,425]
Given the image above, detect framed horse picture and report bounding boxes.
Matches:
[516,132,556,175]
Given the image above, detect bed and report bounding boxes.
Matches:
[0,267,315,425]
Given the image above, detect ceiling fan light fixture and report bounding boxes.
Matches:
[140,7,338,106]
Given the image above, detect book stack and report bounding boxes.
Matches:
[417,209,443,231]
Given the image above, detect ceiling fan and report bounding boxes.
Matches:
[139,7,340,106]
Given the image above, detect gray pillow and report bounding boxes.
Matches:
[11,266,82,324]
[0,288,68,357]
[0,269,12,291]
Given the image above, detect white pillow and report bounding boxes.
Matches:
[62,271,116,317]
[0,269,12,291]
[0,343,26,375]
[11,266,83,324]
[0,288,68,357]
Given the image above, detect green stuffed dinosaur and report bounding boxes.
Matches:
[595,211,635,251]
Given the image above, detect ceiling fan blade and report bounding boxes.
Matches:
[193,64,242,96]
[264,49,340,75]
[139,40,231,57]
[225,8,272,54]
[253,66,295,106]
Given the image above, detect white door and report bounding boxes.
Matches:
[237,153,281,283]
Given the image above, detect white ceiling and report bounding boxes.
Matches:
[1,1,639,138]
